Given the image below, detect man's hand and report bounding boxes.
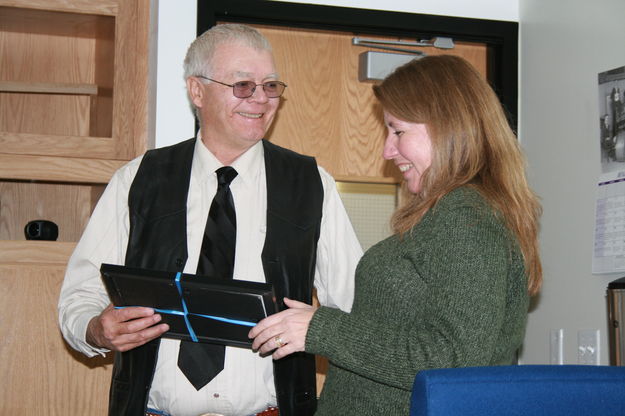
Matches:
[86,304,169,352]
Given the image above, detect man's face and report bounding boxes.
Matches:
[192,42,281,154]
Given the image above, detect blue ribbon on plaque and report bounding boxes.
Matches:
[100,263,278,348]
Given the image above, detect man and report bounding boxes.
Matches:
[601,114,615,161]
[58,24,362,416]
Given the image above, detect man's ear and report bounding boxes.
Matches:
[187,77,204,108]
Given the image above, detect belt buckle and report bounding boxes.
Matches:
[256,406,279,416]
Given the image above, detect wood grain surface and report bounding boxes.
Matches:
[255,24,488,182]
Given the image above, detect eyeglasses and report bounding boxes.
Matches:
[196,76,287,98]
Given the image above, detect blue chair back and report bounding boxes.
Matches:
[411,365,625,416]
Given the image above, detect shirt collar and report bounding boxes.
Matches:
[193,135,264,186]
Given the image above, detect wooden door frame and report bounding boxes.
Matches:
[197,0,518,129]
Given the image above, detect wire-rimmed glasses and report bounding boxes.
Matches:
[196,76,287,98]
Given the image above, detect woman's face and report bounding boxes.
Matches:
[382,111,433,194]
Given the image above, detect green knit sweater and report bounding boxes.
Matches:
[306,187,529,415]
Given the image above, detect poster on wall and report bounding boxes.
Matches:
[593,65,625,274]
[598,65,625,175]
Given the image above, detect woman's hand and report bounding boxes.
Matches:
[248,297,317,359]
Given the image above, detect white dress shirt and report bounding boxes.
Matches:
[58,138,362,416]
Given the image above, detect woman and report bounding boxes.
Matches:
[250,55,542,415]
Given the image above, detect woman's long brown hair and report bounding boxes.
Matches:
[373,55,542,295]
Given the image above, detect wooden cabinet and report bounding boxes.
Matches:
[0,0,150,242]
[0,1,151,414]
[0,0,151,241]
[0,1,149,162]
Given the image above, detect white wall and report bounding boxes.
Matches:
[153,1,197,147]
[519,0,625,364]
[153,1,518,148]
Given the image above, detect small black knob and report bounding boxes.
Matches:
[24,220,59,241]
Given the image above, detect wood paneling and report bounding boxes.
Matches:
[0,134,117,159]
[112,0,150,159]
[0,81,98,95]
[0,0,118,15]
[0,264,112,416]
[0,7,115,148]
[1,93,96,137]
[0,240,75,264]
[0,153,124,183]
[254,25,488,182]
[0,181,100,241]
[0,2,148,162]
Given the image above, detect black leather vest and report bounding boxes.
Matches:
[109,138,322,416]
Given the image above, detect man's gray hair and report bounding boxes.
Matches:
[183,24,272,80]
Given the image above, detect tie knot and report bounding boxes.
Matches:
[216,166,237,186]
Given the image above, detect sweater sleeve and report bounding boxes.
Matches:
[306,199,517,391]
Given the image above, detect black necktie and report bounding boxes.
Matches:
[177,166,238,390]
